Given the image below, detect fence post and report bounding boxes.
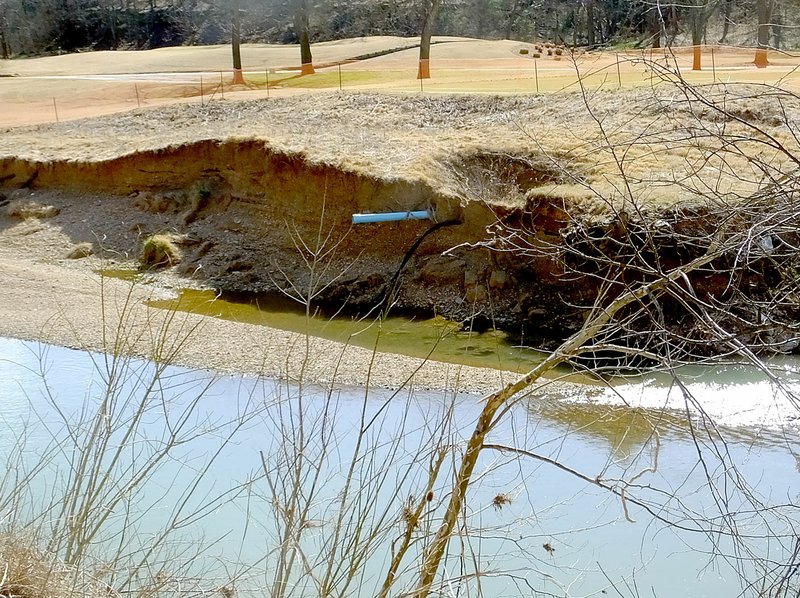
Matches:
[338,64,343,91]
[220,72,225,99]
[52,97,59,123]
[266,68,270,98]
[616,53,622,88]
[200,75,204,106]
[134,83,141,108]
[711,47,716,82]
[534,59,539,93]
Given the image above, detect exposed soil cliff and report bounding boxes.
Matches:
[2,90,799,354]
[0,139,596,343]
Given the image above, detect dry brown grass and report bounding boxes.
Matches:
[1,84,798,216]
[6,201,60,220]
[141,234,182,269]
[66,242,94,259]
[0,534,108,598]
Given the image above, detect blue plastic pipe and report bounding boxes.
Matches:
[352,210,431,224]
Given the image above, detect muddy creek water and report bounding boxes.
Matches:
[1,336,799,597]
[146,287,549,373]
[143,282,800,428]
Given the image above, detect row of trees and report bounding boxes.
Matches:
[1,0,798,74]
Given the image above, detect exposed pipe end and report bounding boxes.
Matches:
[352,210,432,225]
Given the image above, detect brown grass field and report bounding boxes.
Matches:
[1,36,798,127]
[2,36,799,213]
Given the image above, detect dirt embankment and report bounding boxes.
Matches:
[2,89,799,352]
[0,138,598,344]
[4,135,798,353]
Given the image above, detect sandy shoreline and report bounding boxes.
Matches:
[2,214,799,431]
[0,221,519,396]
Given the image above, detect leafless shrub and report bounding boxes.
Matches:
[413,60,800,598]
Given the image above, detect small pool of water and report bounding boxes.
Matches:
[146,287,551,373]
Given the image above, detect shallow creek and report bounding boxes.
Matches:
[1,336,798,597]
[143,282,800,429]
[145,287,550,373]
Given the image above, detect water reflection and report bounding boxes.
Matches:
[0,337,798,597]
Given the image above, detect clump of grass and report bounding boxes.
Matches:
[0,534,108,598]
[555,48,563,56]
[66,242,94,259]
[519,48,529,55]
[140,234,182,269]
[7,200,60,220]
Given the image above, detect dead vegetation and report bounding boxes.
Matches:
[0,534,109,598]
[140,234,182,269]
[6,200,59,220]
[66,242,94,259]
[1,87,796,213]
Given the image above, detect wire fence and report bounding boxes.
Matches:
[2,44,799,127]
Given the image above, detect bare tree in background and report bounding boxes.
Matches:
[689,0,709,69]
[0,7,10,59]
[755,0,774,67]
[417,0,442,79]
[586,0,596,45]
[718,0,734,42]
[231,0,245,84]
[294,0,315,75]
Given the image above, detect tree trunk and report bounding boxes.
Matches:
[667,4,679,47]
[295,0,314,75]
[418,0,441,80]
[0,18,9,59]
[553,10,560,44]
[586,0,595,46]
[691,1,704,71]
[571,9,577,47]
[231,0,244,84]
[773,2,783,49]
[718,0,732,43]
[647,5,660,49]
[473,0,487,39]
[754,0,774,68]
[503,0,520,40]
[147,0,155,46]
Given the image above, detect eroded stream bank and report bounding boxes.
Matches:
[1,137,798,355]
